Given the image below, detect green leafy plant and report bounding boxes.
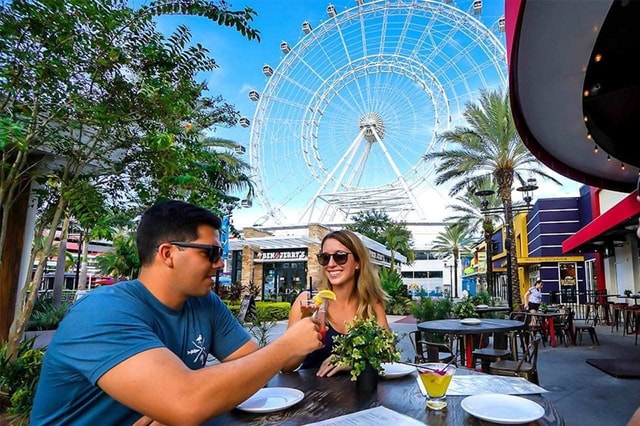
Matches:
[26,297,71,331]
[411,294,453,323]
[452,300,477,319]
[0,337,45,424]
[331,317,401,381]
[379,268,412,315]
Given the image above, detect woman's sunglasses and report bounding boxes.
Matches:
[170,241,223,263]
[316,251,351,266]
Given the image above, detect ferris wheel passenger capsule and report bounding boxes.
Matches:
[498,17,506,32]
[302,21,313,34]
[355,0,364,7]
[248,90,260,101]
[241,199,252,208]
[327,4,336,17]
[239,117,250,127]
[234,145,246,154]
[473,0,482,15]
[280,41,291,54]
[262,64,274,76]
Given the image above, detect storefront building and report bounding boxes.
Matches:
[226,224,406,301]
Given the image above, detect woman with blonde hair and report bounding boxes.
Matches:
[282,229,391,375]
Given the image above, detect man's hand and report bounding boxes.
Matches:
[279,317,324,358]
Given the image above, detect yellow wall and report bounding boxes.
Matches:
[513,212,530,302]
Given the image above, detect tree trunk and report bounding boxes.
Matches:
[78,230,88,290]
[6,199,66,361]
[52,216,70,306]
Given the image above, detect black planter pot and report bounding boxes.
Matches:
[356,363,379,395]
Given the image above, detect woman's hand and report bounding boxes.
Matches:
[316,355,351,377]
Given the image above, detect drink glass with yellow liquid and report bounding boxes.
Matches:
[418,363,456,410]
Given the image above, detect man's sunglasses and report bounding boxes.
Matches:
[316,251,352,266]
[170,241,223,263]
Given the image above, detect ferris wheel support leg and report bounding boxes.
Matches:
[299,129,368,223]
[372,130,426,218]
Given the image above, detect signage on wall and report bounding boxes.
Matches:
[255,250,307,262]
[369,251,386,262]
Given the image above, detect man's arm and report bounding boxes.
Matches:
[98,317,322,425]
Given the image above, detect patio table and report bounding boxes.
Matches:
[204,367,563,425]
[417,319,525,368]
[526,312,571,347]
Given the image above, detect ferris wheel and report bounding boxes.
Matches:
[247,0,507,225]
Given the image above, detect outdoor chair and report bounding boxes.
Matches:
[489,334,541,385]
[574,321,600,346]
[409,330,457,365]
[471,331,512,372]
[553,309,574,347]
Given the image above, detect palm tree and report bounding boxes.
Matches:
[201,136,255,204]
[446,176,502,295]
[384,222,415,273]
[431,223,474,299]
[424,90,560,306]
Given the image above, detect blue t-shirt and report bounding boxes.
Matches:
[30,280,251,425]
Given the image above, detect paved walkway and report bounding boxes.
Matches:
[27,316,640,425]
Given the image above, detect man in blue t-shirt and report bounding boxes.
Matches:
[31,200,323,425]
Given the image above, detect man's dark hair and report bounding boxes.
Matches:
[136,200,222,265]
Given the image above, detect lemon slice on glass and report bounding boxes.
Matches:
[313,289,337,306]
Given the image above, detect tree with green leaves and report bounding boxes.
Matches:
[0,0,259,359]
[423,90,560,306]
[346,210,415,266]
[346,210,391,245]
[431,223,474,299]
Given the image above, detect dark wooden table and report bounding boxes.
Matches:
[417,319,525,367]
[204,368,563,425]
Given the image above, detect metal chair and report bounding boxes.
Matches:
[409,330,457,365]
[574,321,600,346]
[489,334,541,385]
[471,331,512,372]
[553,309,574,347]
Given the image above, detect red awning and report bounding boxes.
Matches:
[562,191,640,253]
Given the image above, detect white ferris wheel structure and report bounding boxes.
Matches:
[245,0,507,226]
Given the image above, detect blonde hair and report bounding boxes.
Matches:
[318,229,389,320]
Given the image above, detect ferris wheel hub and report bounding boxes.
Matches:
[358,112,386,143]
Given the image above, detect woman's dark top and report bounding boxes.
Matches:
[300,323,343,369]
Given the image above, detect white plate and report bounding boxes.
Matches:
[380,362,416,379]
[460,318,482,325]
[236,387,304,413]
[461,394,545,424]
[476,304,489,309]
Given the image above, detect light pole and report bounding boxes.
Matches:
[215,197,238,295]
[475,178,538,310]
[475,189,495,296]
[443,261,453,300]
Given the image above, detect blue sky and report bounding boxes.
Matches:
[154,1,582,227]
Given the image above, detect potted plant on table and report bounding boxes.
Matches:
[331,317,401,394]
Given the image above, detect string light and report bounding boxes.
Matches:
[607,155,611,162]
[621,163,625,170]
[587,133,592,140]
[593,145,598,153]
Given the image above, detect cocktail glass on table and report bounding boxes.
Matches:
[418,363,456,410]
